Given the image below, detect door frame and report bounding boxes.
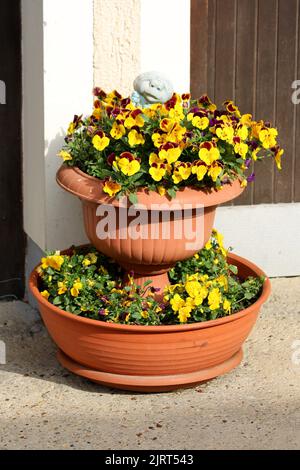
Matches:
[0,0,25,299]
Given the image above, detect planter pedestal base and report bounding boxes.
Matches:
[57,348,243,393]
[122,263,172,300]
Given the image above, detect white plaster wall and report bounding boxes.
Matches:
[215,204,300,277]
[140,0,191,93]
[43,0,93,249]
[94,0,140,96]
[22,0,93,251]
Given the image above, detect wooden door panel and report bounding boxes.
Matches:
[191,0,300,204]
[0,0,24,298]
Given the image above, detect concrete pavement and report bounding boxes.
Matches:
[0,277,299,450]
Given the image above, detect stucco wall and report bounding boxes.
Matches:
[93,0,140,95]
[140,0,190,93]
[22,0,93,251]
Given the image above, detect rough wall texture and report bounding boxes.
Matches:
[94,0,140,96]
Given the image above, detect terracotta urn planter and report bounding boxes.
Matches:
[56,165,244,295]
[30,251,270,392]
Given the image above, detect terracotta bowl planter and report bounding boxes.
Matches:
[29,251,271,392]
[56,165,244,295]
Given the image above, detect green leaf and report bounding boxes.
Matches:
[229,264,238,275]
[244,291,254,300]
[53,296,62,305]
[128,172,144,183]
[167,188,177,199]
[128,193,138,204]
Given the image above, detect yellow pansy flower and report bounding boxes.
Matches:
[141,311,149,319]
[159,144,182,164]
[92,132,110,151]
[67,114,82,135]
[234,141,249,159]
[98,265,108,283]
[275,148,283,170]
[168,103,184,121]
[240,114,253,126]
[216,114,230,125]
[199,143,220,165]
[149,153,158,164]
[214,230,227,256]
[128,129,145,147]
[251,148,260,161]
[213,229,225,249]
[251,120,264,139]
[167,123,187,144]
[172,162,192,184]
[115,153,141,176]
[160,118,175,133]
[144,103,169,118]
[192,162,208,181]
[216,275,228,291]
[172,171,182,185]
[57,150,72,161]
[259,128,278,149]
[124,110,145,129]
[198,94,217,112]
[71,281,83,297]
[224,100,241,117]
[192,116,210,130]
[87,253,97,264]
[41,255,64,271]
[170,293,185,312]
[41,290,50,300]
[178,163,192,180]
[178,306,192,323]
[216,125,234,144]
[207,164,222,182]
[110,122,126,140]
[236,125,248,141]
[149,163,167,182]
[185,281,208,306]
[152,132,168,148]
[82,258,91,267]
[57,282,67,295]
[119,158,140,176]
[205,240,212,250]
[223,299,231,313]
[185,280,200,297]
[157,186,166,196]
[67,122,76,135]
[103,180,122,197]
[208,287,221,310]
[92,108,102,120]
[185,297,195,309]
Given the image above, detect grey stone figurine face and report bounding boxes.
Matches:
[132,71,174,107]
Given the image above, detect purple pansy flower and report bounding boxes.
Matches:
[247,172,255,183]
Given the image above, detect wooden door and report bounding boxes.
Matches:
[191,0,300,205]
[0,0,24,298]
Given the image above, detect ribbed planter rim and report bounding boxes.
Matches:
[56,165,245,209]
[29,252,271,333]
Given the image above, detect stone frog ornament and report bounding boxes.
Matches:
[131,71,174,108]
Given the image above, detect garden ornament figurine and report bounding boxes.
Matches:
[131,71,174,107]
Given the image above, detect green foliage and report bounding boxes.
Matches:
[38,231,264,326]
